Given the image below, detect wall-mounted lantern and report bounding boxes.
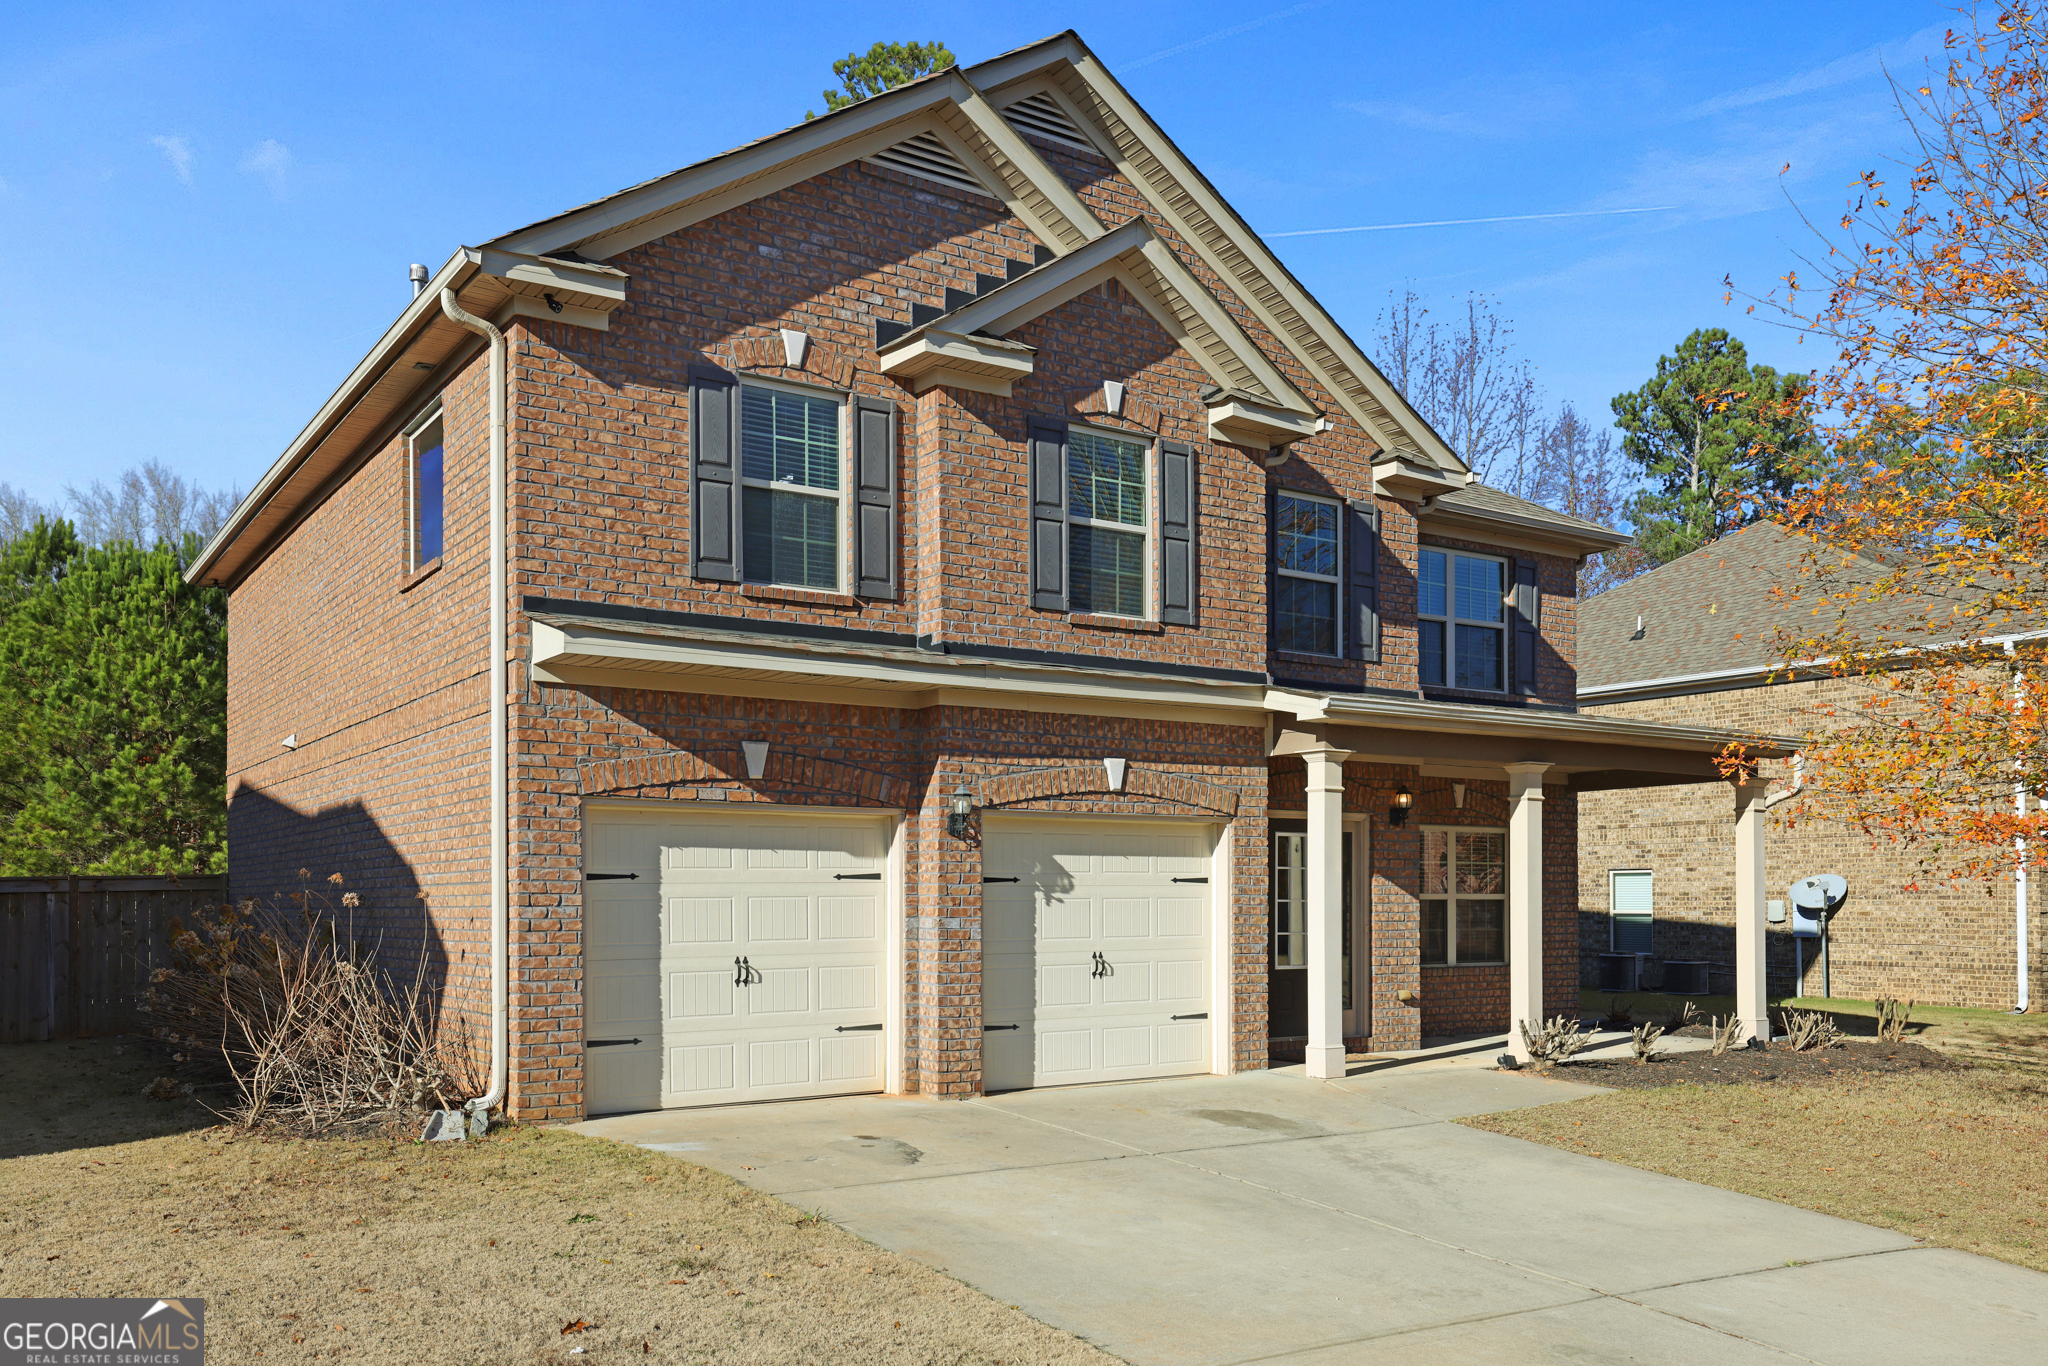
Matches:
[946,785,976,839]
[1389,785,1414,826]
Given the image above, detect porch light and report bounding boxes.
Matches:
[946,785,976,839]
[1389,785,1414,827]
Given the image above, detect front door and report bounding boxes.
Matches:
[1267,821,1366,1041]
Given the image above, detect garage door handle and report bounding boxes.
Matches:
[834,1023,884,1032]
[587,1038,642,1047]
[1171,876,1208,884]
[983,1024,1019,1031]
[834,873,882,881]
[982,876,1019,883]
[1170,1013,1208,1022]
[586,872,639,881]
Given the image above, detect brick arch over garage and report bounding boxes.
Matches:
[579,747,904,807]
[977,764,1239,817]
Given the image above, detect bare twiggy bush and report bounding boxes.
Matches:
[1780,1009,1844,1052]
[1709,1015,1745,1056]
[1605,995,1634,1025]
[1670,1000,1703,1031]
[1876,997,1917,1043]
[1518,1015,1592,1069]
[141,875,474,1132]
[1630,1022,1665,1064]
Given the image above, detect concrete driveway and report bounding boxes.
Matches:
[575,1057,2048,1365]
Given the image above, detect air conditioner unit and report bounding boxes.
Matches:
[1596,953,1640,992]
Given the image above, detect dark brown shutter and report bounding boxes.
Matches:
[1345,498,1380,662]
[1511,556,1540,695]
[852,395,898,600]
[1265,485,1280,651]
[1028,419,1069,610]
[1158,440,1197,625]
[688,363,740,582]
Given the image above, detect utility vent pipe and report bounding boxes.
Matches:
[410,264,429,297]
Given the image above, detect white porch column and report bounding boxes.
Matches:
[1303,745,1352,1079]
[1734,777,1772,1043]
[1505,763,1550,1063]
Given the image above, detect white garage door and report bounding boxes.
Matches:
[583,805,892,1116]
[981,819,1215,1092]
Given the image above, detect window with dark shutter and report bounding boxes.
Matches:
[1345,499,1380,662]
[688,363,740,582]
[1511,557,1540,695]
[1158,440,1197,625]
[1028,419,1069,610]
[852,395,898,600]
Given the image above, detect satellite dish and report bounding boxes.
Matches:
[1790,874,1848,917]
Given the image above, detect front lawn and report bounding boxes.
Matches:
[0,1037,1112,1365]
[1467,1069,2048,1273]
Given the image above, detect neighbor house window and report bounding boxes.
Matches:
[1610,869,1654,954]
[406,404,444,571]
[1421,827,1506,965]
[1419,549,1507,690]
[740,383,843,590]
[1067,427,1149,616]
[1274,492,1341,654]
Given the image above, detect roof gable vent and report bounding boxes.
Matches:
[864,133,995,198]
[1002,92,1095,152]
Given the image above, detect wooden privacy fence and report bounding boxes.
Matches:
[0,876,228,1043]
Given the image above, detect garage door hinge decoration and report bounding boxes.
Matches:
[586,872,639,880]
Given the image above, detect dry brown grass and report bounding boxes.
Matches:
[1,1038,1115,1365]
[1465,1069,2048,1272]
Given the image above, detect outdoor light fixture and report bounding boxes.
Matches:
[1389,785,1414,826]
[946,785,975,839]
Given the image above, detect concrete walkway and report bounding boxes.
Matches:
[575,1057,2048,1365]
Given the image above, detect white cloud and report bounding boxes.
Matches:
[238,138,292,197]
[150,134,193,184]
[1602,110,1885,222]
[1687,23,1947,118]
[1124,0,1332,72]
[1340,100,1503,139]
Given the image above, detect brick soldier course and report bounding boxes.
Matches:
[194,32,1779,1121]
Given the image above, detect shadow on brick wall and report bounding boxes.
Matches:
[227,787,449,1009]
[1577,911,1815,999]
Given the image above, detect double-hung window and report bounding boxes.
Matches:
[1274,492,1341,654]
[740,383,843,591]
[1420,827,1506,965]
[1610,870,1654,953]
[1067,427,1149,617]
[1419,549,1508,690]
[405,403,444,571]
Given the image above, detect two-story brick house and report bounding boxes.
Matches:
[189,32,1789,1121]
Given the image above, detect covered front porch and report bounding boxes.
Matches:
[1263,689,1794,1072]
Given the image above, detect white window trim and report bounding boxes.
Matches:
[1275,489,1343,656]
[403,400,444,573]
[1609,868,1655,952]
[737,375,850,594]
[1421,823,1509,966]
[1068,423,1154,620]
[1419,547,1511,693]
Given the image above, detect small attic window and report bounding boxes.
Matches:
[864,133,995,198]
[1001,91,1095,152]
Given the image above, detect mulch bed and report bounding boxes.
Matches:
[1545,1039,1964,1090]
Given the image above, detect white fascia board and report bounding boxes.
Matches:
[877,330,1036,383]
[1419,504,1632,554]
[533,618,1270,713]
[1265,686,1796,755]
[186,249,479,585]
[947,74,1106,249]
[473,248,629,311]
[1208,398,1320,449]
[1578,625,2048,703]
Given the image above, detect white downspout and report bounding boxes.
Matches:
[2009,640,2030,1014]
[440,286,510,1119]
[1764,752,1806,809]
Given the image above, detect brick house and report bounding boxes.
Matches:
[189,32,1791,1122]
[1578,521,2039,1011]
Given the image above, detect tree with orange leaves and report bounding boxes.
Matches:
[1735,5,2048,883]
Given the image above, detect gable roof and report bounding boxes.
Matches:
[189,30,1468,589]
[1579,521,1899,697]
[1421,483,1631,555]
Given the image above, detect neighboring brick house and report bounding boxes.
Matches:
[190,31,1788,1122]
[1579,521,2038,1011]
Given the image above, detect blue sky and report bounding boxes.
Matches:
[0,1,1953,506]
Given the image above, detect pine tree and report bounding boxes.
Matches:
[806,41,956,120]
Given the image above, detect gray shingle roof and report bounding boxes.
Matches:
[1578,521,1895,691]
